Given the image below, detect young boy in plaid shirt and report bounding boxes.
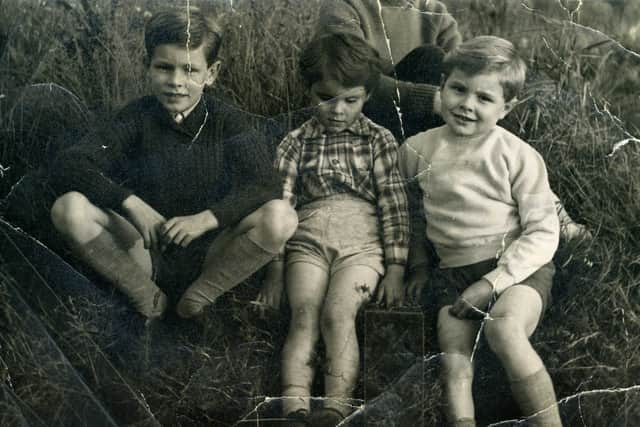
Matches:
[266,32,409,425]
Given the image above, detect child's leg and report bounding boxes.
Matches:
[176,199,297,318]
[50,191,166,319]
[437,306,480,426]
[485,286,562,426]
[281,262,330,416]
[319,265,379,416]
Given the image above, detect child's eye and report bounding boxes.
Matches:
[479,95,494,103]
[450,84,465,92]
[155,64,172,71]
[345,98,359,103]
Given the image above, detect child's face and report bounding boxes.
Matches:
[440,69,515,138]
[148,43,220,114]
[310,79,368,134]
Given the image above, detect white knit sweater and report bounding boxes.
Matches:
[400,125,560,293]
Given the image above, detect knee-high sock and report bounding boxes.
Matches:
[510,369,562,427]
[78,231,166,319]
[451,419,476,427]
[176,232,277,318]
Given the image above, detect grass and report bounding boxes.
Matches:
[2,0,640,425]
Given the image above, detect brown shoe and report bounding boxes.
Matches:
[284,409,309,427]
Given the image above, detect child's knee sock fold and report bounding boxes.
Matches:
[177,232,277,318]
[451,419,476,427]
[510,368,562,427]
[79,231,166,319]
[282,384,312,415]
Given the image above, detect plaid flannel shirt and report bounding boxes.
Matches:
[276,114,409,265]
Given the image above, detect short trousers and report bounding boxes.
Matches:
[286,194,385,277]
[431,259,555,316]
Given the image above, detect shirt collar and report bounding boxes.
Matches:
[156,96,208,137]
[173,98,200,122]
[302,114,373,139]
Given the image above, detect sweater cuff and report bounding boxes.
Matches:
[210,205,236,230]
[103,186,134,211]
[483,266,516,295]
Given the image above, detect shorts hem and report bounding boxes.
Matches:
[330,262,384,277]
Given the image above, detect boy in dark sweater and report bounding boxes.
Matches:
[49,7,297,322]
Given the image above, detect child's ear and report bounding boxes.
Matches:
[439,73,447,90]
[205,60,222,87]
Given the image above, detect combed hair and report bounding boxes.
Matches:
[442,35,527,101]
[145,7,222,65]
[299,32,383,92]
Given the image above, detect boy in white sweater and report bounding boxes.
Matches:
[399,36,562,426]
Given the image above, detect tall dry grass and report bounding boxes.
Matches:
[1,0,640,425]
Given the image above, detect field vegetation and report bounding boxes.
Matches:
[1,0,640,425]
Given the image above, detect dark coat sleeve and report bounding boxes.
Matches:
[48,100,146,210]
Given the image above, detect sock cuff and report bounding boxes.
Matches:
[452,418,476,427]
[245,231,280,255]
[509,368,550,386]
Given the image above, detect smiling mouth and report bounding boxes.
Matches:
[452,112,476,122]
[164,93,188,98]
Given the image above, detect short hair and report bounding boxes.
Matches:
[442,36,527,101]
[299,32,383,93]
[144,7,222,65]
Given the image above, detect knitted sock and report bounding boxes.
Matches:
[281,384,311,418]
[451,418,476,427]
[78,231,167,319]
[510,369,562,427]
[176,232,277,318]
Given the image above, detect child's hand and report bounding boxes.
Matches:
[254,260,285,316]
[449,279,494,320]
[122,195,166,251]
[161,210,218,248]
[562,222,593,241]
[406,266,429,303]
[376,264,405,308]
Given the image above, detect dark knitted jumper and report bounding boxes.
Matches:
[49,94,282,228]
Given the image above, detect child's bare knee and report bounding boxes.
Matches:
[255,199,297,250]
[50,192,92,233]
[484,317,525,356]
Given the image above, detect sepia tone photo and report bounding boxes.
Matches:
[1,1,639,425]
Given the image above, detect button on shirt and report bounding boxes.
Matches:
[276,114,409,265]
